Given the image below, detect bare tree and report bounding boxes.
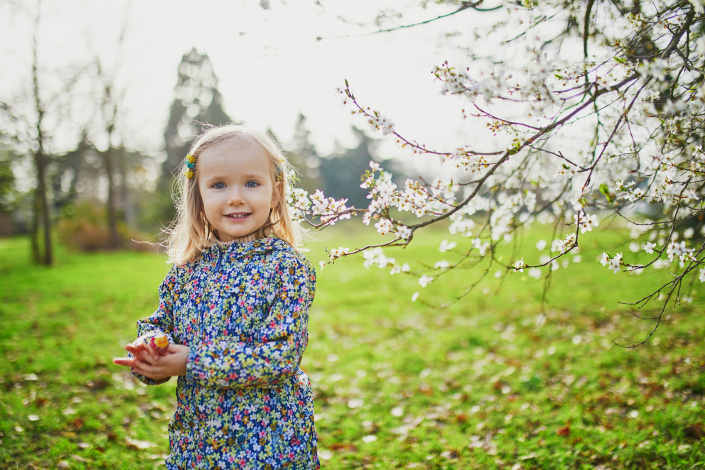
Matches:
[29,0,52,265]
[88,8,132,249]
[0,0,92,262]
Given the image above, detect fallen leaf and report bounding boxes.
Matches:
[556,426,570,437]
[86,378,109,390]
[684,424,704,439]
[329,442,358,452]
[125,436,157,450]
[443,449,460,459]
[70,417,85,429]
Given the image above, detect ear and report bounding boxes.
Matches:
[271,181,283,209]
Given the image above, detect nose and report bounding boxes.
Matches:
[226,186,245,205]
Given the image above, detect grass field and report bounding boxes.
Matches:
[1,225,704,469]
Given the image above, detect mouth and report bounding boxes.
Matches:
[225,213,251,219]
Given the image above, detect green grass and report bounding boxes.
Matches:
[0,225,703,469]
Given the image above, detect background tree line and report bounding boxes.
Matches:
[0,39,381,263]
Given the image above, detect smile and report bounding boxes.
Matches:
[225,213,251,219]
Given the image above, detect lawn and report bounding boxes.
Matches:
[0,225,703,469]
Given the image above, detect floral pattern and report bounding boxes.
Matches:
[133,237,319,469]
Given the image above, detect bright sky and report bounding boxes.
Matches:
[1,0,489,160]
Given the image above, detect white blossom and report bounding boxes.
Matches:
[666,240,695,268]
[439,240,457,253]
[574,211,599,234]
[367,112,394,135]
[514,258,526,272]
[418,275,434,288]
[609,253,623,274]
[395,225,412,240]
[638,58,668,81]
[434,260,450,270]
[363,248,395,269]
[329,247,349,261]
[374,219,394,235]
[390,263,410,275]
[600,252,610,267]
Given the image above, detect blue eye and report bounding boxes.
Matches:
[246,181,260,188]
[213,182,226,189]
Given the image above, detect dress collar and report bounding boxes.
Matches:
[202,236,290,262]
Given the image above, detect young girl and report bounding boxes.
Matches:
[113,124,319,470]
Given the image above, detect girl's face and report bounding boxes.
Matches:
[197,140,278,242]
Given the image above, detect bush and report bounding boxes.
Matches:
[57,202,121,252]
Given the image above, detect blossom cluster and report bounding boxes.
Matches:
[288,188,353,227]
[298,0,705,311]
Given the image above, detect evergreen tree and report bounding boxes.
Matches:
[285,114,322,194]
[319,127,376,209]
[160,48,232,193]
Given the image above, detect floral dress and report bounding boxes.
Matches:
[133,237,319,470]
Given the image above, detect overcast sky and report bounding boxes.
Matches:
[1,0,492,160]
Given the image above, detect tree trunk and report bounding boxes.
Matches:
[30,190,40,264]
[105,144,121,249]
[34,149,52,265]
[118,150,134,231]
[31,0,52,266]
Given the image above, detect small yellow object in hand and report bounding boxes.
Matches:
[148,335,169,355]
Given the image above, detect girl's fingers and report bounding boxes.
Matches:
[113,357,135,367]
[116,339,181,380]
[114,354,169,380]
[125,342,158,363]
[125,343,145,356]
[132,362,167,381]
[131,359,152,376]
[137,351,157,366]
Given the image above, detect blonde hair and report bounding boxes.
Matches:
[165,124,302,265]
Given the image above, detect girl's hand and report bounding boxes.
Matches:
[113,334,158,372]
[113,344,189,381]
[124,334,161,363]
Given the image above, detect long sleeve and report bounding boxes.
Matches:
[132,264,179,385]
[186,256,314,389]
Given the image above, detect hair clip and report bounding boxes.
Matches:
[185,154,197,179]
